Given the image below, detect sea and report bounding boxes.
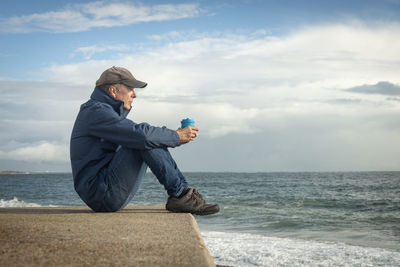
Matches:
[1,171,399,266]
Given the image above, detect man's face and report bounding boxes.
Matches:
[110,84,136,110]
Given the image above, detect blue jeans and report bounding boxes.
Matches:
[100,146,188,212]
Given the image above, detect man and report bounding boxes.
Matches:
[70,66,219,215]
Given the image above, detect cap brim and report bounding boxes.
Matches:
[123,79,147,88]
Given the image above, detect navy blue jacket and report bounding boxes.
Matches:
[70,87,180,209]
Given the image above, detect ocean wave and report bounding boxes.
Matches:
[0,197,44,207]
[201,230,400,267]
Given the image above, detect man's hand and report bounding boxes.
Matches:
[176,126,199,144]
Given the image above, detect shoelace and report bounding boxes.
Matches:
[192,189,202,198]
[192,189,205,205]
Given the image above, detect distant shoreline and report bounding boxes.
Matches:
[0,171,71,175]
[0,171,26,175]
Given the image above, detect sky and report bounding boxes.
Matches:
[0,0,400,172]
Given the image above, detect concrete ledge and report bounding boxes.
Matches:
[0,206,215,266]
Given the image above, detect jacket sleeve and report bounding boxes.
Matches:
[87,103,181,150]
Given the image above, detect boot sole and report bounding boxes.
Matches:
[166,205,220,216]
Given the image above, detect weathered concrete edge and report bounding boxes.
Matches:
[187,214,216,266]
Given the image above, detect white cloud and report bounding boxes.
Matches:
[45,20,400,86]
[71,44,130,60]
[0,141,69,163]
[131,101,262,138]
[0,1,201,33]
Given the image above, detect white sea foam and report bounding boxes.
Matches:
[0,197,43,207]
[201,230,400,267]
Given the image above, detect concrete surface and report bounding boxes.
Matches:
[0,206,215,266]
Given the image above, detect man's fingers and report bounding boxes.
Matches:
[189,126,199,131]
[191,130,198,137]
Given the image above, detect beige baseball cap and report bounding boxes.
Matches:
[96,66,147,88]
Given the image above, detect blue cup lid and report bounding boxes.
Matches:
[181,118,195,127]
[181,118,195,124]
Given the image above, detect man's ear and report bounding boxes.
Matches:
[108,85,117,98]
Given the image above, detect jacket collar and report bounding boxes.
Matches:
[90,86,130,117]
